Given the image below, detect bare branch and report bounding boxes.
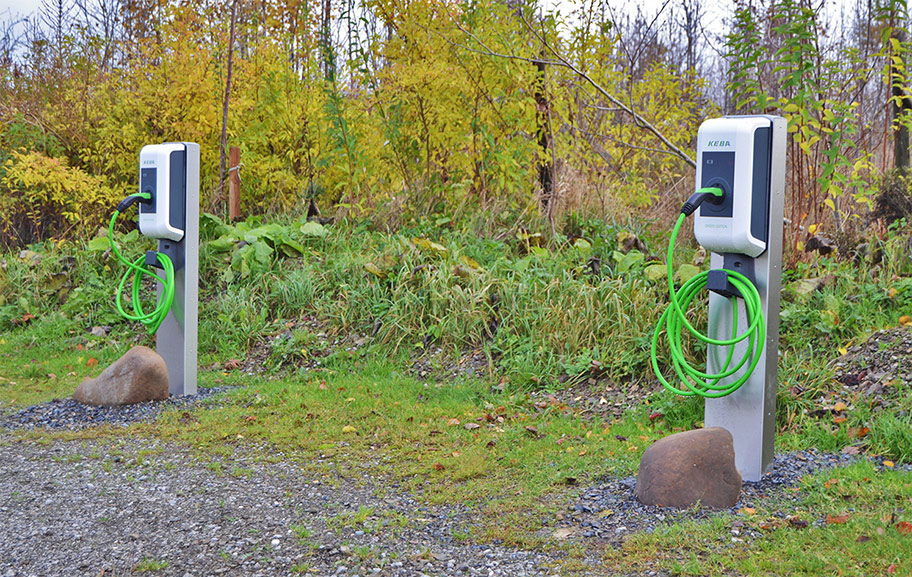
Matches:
[518,10,697,169]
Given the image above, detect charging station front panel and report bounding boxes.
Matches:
[138,143,187,242]
[694,116,773,258]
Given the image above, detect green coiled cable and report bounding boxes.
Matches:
[650,212,765,398]
[108,192,175,335]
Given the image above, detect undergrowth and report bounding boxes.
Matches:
[1,214,911,461]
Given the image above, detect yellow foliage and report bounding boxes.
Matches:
[0,151,120,244]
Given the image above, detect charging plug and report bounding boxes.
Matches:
[681,186,724,216]
[115,192,152,213]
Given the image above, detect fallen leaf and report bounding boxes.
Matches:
[884,460,896,468]
[900,315,912,325]
[740,507,757,515]
[827,513,850,524]
[856,535,871,543]
[224,359,241,370]
[552,528,575,540]
[433,463,445,471]
[342,425,357,434]
[788,517,809,529]
[842,446,862,455]
[897,521,912,534]
[834,416,848,424]
[86,358,98,368]
[648,412,663,421]
[833,401,847,412]
[447,418,461,426]
[524,425,540,437]
[464,423,481,430]
[887,563,897,574]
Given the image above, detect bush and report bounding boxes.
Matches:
[0,151,122,247]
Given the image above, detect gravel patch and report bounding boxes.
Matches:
[559,449,861,543]
[0,438,567,577]
[1,388,229,430]
[833,325,912,401]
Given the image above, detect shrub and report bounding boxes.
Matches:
[0,151,123,247]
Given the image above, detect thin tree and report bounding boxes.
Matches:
[218,0,239,209]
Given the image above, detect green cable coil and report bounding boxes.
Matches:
[109,192,175,335]
[650,213,765,398]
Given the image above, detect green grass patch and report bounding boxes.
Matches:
[607,460,912,576]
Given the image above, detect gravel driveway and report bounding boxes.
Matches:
[0,437,574,577]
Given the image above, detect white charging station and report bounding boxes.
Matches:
[696,116,786,481]
[138,142,199,397]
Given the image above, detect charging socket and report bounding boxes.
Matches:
[138,143,189,242]
[693,116,774,258]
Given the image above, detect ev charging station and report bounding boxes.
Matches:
[696,117,786,481]
[111,142,199,397]
[138,142,199,397]
[652,115,786,482]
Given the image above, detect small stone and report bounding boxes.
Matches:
[635,427,741,509]
[89,326,110,337]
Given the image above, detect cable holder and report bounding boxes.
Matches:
[707,254,757,300]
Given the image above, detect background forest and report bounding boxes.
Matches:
[1,0,911,251]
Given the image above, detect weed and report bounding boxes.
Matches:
[134,558,169,572]
[291,524,314,545]
[230,466,254,479]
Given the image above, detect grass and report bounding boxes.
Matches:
[607,461,912,577]
[134,558,169,572]
[1,215,911,575]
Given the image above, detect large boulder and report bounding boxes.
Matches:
[635,427,741,509]
[73,346,169,406]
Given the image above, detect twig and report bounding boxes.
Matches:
[518,11,697,169]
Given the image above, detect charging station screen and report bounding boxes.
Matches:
[699,151,735,218]
[140,168,157,214]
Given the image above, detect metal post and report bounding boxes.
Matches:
[156,143,199,397]
[229,146,241,221]
[704,117,785,481]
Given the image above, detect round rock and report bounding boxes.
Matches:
[634,427,741,509]
[73,346,169,406]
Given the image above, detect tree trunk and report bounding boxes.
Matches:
[535,54,553,210]
[893,29,912,173]
[218,0,239,207]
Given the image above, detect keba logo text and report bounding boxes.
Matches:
[706,140,732,147]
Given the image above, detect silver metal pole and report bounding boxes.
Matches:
[704,117,785,481]
[156,142,199,397]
